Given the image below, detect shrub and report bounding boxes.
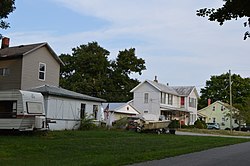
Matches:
[79,114,97,130]
[168,119,180,129]
[194,119,207,129]
[113,117,129,129]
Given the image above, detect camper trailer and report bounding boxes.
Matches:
[0,90,47,131]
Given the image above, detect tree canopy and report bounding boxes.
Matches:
[199,73,250,124]
[197,0,250,39]
[0,0,15,33]
[59,42,146,102]
[199,73,250,109]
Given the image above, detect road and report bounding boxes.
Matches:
[129,132,250,166]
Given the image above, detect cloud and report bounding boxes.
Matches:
[6,0,250,89]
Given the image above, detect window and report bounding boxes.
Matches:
[168,94,173,105]
[38,63,46,81]
[180,97,185,107]
[212,117,216,123]
[144,93,149,103]
[93,105,98,120]
[0,68,10,76]
[161,92,166,104]
[26,102,43,114]
[212,106,215,111]
[144,110,148,113]
[80,103,86,119]
[189,97,196,108]
[221,106,224,111]
[0,101,17,118]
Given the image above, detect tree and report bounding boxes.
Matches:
[199,72,250,109]
[0,0,15,37]
[59,42,146,102]
[197,0,250,40]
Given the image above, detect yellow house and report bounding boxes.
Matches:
[198,101,238,130]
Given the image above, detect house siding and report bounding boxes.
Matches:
[44,95,103,130]
[21,47,60,90]
[0,58,22,90]
[198,101,238,130]
[133,82,161,117]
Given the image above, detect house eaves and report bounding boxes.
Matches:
[0,42,64,66]
[29,85,106,102]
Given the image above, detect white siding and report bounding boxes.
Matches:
[132,82,161,118]
[45,95,103,130]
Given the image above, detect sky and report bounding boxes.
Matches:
[2,0,250,92]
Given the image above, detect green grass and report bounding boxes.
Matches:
[0,130,249,166]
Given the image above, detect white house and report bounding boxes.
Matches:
[130,79,199,125]
[30,85,106,130]
[103,102,140,126]
[198,101,238,130]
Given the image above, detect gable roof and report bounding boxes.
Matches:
[131,79,197,97]
[198,101,233,112]
[0,42,64,65]
[29,85,106,102]
[103,102,140,115]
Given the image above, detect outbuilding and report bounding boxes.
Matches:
[30,85,106,130]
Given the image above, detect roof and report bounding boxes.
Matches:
[131,79,197,97]
[103,102,140,115]
[172,86,195,96]
[198,101,235,112]
[29,85,106,102]
[0,42,64,65]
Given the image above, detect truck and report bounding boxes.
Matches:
[0,90,47,131]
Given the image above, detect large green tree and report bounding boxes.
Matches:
[0,0,15,36]
[199,73,250,125]
[197,0,250,39]
[199,73,250,109]
[59,42,146,102]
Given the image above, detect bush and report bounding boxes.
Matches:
[194,119,207,129]
[113,117,129,129]
[79,114,97,130]
[168,119,180,129]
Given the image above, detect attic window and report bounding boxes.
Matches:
[127,107,129,111]
[38,63,46,81]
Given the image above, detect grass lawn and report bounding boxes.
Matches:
[0,130,249,166]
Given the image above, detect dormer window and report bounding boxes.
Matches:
[38,63,46,81]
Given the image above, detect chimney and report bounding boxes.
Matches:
[1,37,10,49]
[208,99,211,106]
[154,76,158,83]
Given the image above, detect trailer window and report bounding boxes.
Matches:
[26,102,43,114]
[0,101,17,118]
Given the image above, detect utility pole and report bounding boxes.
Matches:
[229,70,233,133]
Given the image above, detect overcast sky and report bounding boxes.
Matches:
[2,0,250,92]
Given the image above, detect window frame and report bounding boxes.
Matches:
[0,68,10,76]
[38,62,46,81]
[144,93,149,103]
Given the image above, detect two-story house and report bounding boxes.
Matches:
[0,38,106,130]
[198,101,238,130]
[130,78,199,125]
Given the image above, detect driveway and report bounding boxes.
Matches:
[129,132,250,166]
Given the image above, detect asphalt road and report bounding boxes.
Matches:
[129,133,250,166]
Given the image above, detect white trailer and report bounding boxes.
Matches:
[0,90,47,131]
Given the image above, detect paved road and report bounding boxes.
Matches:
[129,132,250,166]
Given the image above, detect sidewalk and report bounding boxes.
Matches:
[176,131,250,139]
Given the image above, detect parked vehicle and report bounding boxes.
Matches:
[206,123,220,130]
[233,125,250,132]
[134,118,171,134]
[0,90,47,131]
